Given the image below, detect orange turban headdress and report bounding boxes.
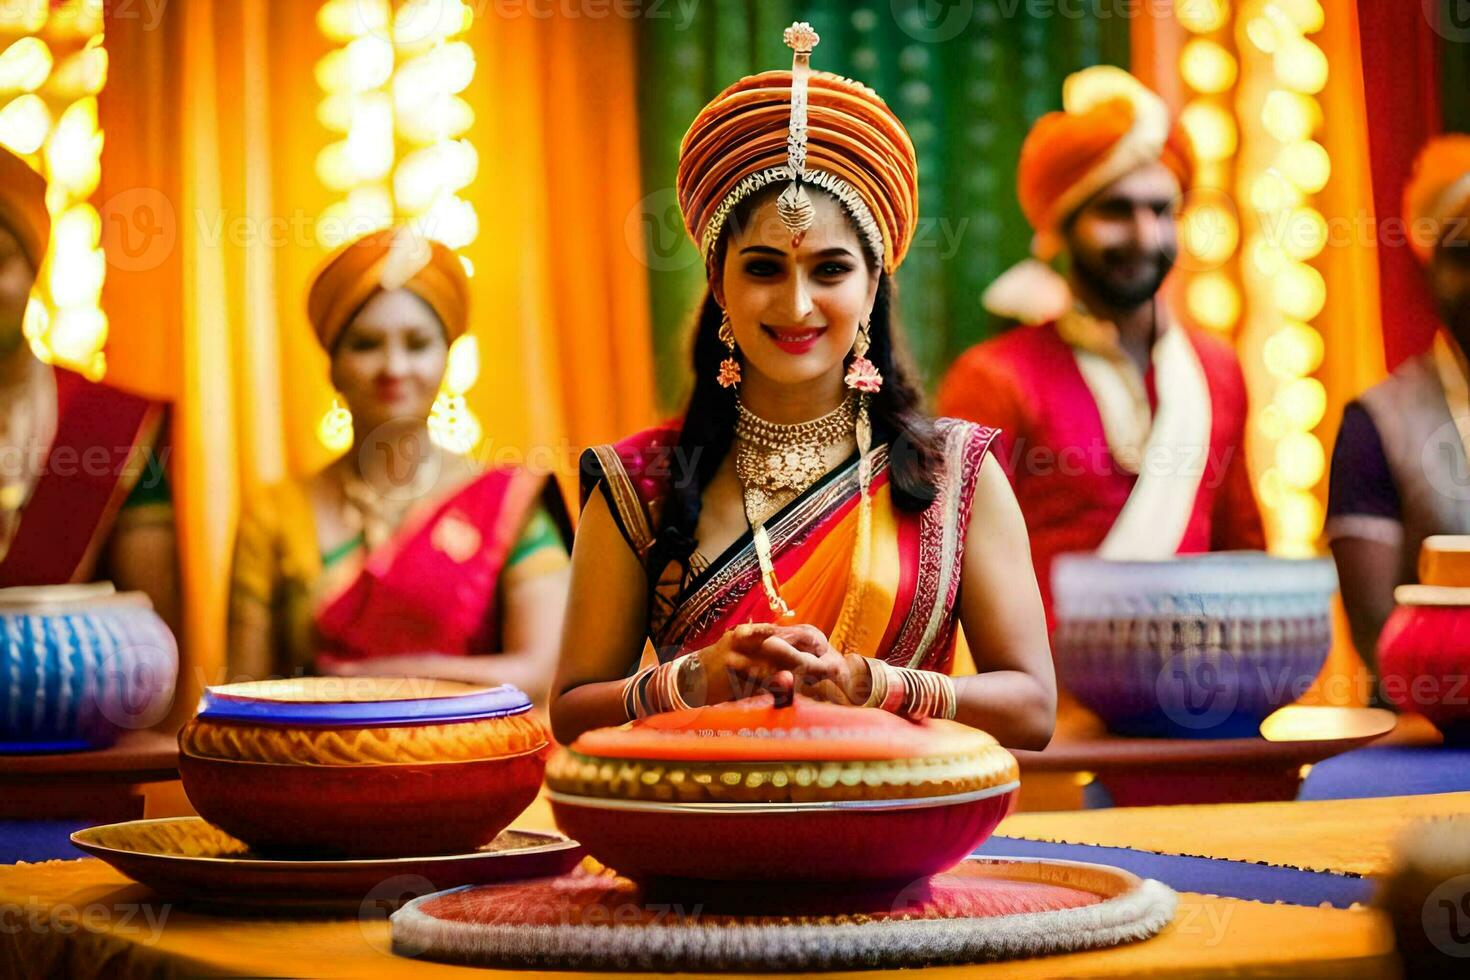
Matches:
[676,22,918,275]
[1403,134,1470,264]
[0,145,51,273]
[306,227,470,352]
[983,66,1193,323]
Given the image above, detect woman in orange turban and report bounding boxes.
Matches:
[228,227,572,698]
[549,23,1054,748]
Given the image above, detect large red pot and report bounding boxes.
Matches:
[179,677,548,857]
[546,694,1019,881]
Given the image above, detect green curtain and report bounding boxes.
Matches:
[636,0,1129,411]
[1442,0,1470,134]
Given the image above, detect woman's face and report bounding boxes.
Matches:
[716,191,879,389]
[330,288,448,436]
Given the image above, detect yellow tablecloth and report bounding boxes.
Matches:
[8,792,1463,978]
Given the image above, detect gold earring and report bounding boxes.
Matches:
[717,310,741,388]
[845,317,882,392]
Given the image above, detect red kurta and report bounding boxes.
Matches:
[937,322,1264,621]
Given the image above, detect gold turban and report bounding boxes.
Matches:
[1017,66,1193,262]
[1404,134,1470,264]
[0,146,50,273]
[306,227,469,352]
[676,31,918,274]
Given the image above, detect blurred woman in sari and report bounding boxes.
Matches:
[0,146,178,632]
[228,228,571,699]
[550,23,1055,746]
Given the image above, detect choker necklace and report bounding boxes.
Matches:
[734,394,856,519]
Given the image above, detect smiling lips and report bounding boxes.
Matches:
[762,324,828,355]
[375,380,410,401]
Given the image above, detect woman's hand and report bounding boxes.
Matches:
[757,624,874,706]
[687,623,828,705]
[687,624,871,707]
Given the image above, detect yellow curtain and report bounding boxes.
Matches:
[97,3,657,721]
[1302,3,1384,705]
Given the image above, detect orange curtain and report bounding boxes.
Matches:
[96,3,657,720]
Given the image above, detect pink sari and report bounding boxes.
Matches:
[313,467,569,661]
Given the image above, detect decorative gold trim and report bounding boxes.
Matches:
[701,166,884,268]
[589,444,655,557]
[545,746,1018,805]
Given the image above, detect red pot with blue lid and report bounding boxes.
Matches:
[179,677,548,857]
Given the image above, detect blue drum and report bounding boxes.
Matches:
[0,585,178,753]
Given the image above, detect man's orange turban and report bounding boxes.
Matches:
[1403,134,1470,264]
[1017,66,1192,262]
[0,146,51,273]
[676,24,918,275]
[306,227,469,352]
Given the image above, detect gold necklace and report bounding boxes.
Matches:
[733,394,857,618]
[734,394,856,521]
[340,449,441,552]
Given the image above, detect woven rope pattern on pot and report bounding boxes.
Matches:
[180,712,548,766]
[546,746,1018,804]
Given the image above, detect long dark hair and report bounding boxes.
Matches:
[645,185,944,583]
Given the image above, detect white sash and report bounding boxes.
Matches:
[1065,321,1212,559]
